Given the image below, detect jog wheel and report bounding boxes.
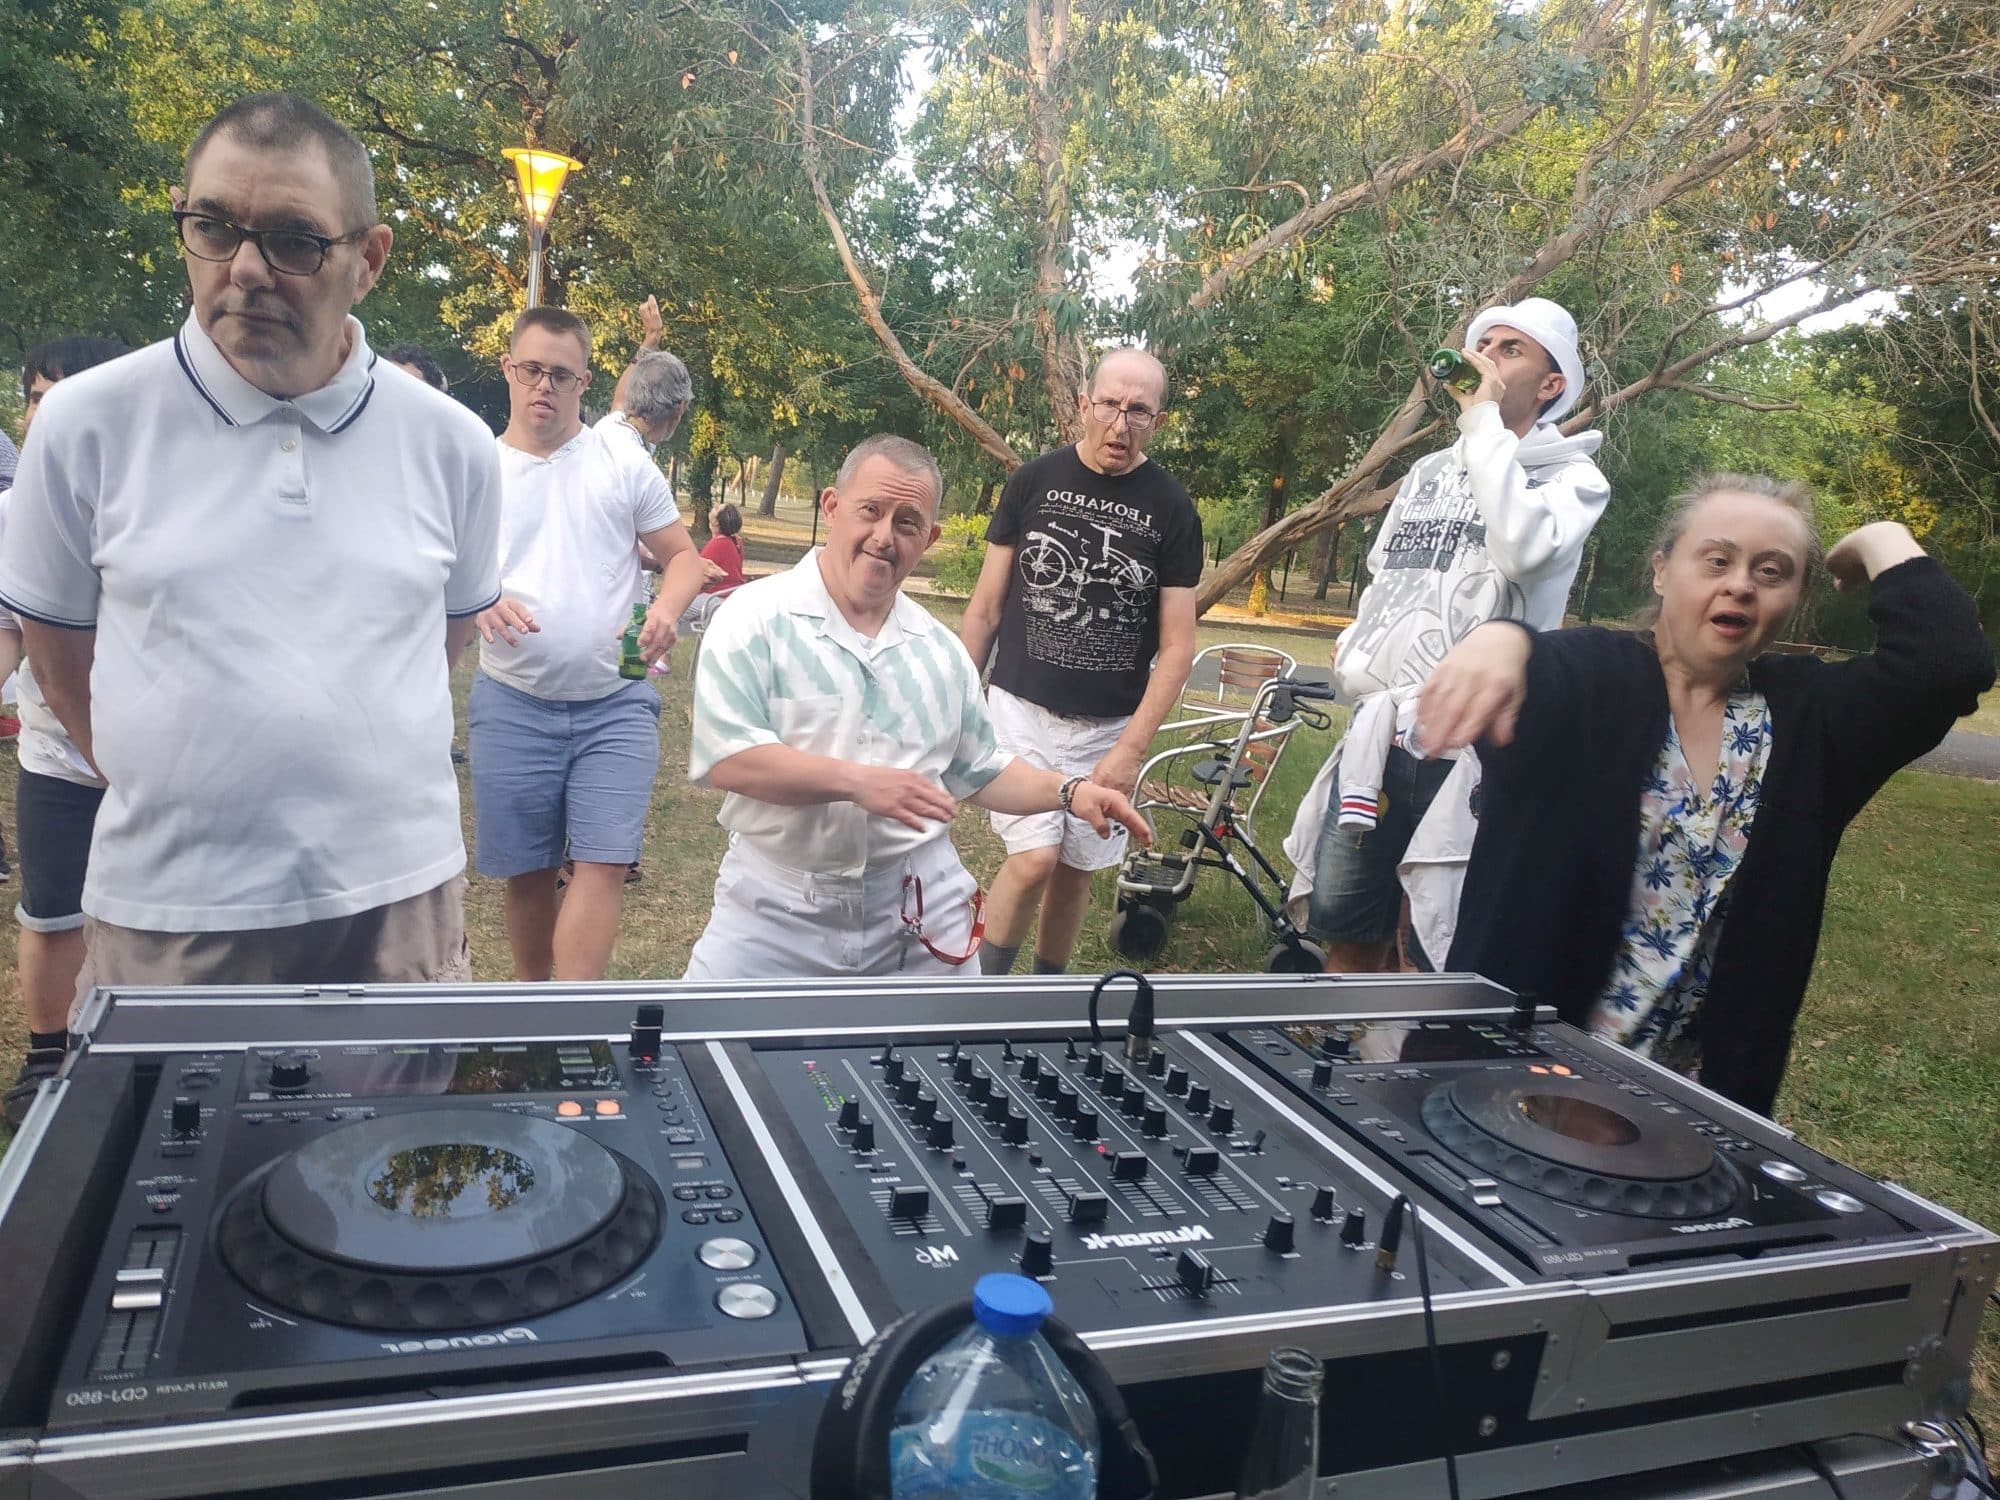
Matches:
[1422,1073,1740,1219]
[217,1109,663,1331]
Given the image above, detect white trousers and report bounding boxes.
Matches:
[683,834,981,981]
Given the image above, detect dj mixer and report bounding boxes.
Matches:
[0,973,1988,1499]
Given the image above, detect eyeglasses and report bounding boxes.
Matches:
[1086,399,1160,432]
[173,210,370,277]
[506,360,586,394]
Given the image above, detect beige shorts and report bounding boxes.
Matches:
[74,875,470,1023]
[985,685,1133,871]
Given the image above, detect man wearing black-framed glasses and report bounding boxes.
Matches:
[960,347,1202,978]
[0,92,502,1007]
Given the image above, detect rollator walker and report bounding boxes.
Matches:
[1106,644,1338,972]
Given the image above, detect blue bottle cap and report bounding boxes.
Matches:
[972,1273,1052,1337]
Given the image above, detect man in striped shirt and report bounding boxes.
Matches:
[683,435,1149,980]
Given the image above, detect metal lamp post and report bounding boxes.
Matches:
[502,146,582,309]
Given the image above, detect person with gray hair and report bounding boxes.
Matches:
[682,434,1150,980]
[604,350,692,450]
[960,345,1202,979]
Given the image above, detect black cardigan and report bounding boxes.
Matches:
[1447,558,1995,1115]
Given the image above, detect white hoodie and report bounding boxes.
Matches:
[1332,402,1609,700]
[1283,403,1609,938]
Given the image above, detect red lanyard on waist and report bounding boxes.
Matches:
[900,874,986,966]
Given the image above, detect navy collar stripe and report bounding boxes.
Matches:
[328,377,375,435]
[173,331,238,428]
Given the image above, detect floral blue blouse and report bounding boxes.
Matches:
[1589,690,1773,1073]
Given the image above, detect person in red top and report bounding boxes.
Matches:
[700,502,747,592]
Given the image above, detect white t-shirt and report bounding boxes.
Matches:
[480,425,678,701]
[0,314,502,931]
[0,595,100,787]
[16,654,100,786]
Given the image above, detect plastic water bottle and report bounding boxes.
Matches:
[1235,1345,1322,1499]
[889,1273,1100,1499]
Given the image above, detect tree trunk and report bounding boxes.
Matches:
[687,448,718,513]
[1313,521,1343,602]
[759,443,788,516]
[1024,0,1085,444]
[1576,536,1601,624]
[975,479,997,515]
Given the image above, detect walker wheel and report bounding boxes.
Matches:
[1264,939,1325,974]
[1108,901,1172,962]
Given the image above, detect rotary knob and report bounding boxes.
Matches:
[1121,1080,1146,1117]
[1035,1071,1060,1100]
[1311,1059,1334,1090]
[1321,1031,1352,1059]
[837,1097,861,1130]
[984,1092,1009,1123]
[927,1113,956,1150]
[1020,1052,1041,1082]
[1073,1103,1099,1140]
[1004,1107,1029,1146]
[1341,1209,1367,1247]
[853,1117,875,1153]
[968,1069,993,1103]
[896,1075,922,1107]
[1054,1083,1078,1118]
[1099,1065,1124,1099]
[1165,1065,1189,1096]
[882,1053,905,1086]
[912,1090,937,1125]
[268,1053,311,1091]
[1148,1050,1168,1078]
[1312,1185,1337,1221]
[1142,1102,1168,1138]
[1020,1229,1055,1278]
[953,1053,974,1084]
[1209,1101,1236,1135]
[1085,1048,1105,1079]
[1263,1212,1296,1254]
[1187,1083,1211,1114]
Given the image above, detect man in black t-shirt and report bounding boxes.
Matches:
[961,348,1202,976]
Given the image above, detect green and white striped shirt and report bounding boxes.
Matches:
[690,552,1009,875]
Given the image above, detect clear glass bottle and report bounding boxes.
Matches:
[1235,1345,1323,1499]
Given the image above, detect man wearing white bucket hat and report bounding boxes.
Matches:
[1289,296,1611,974]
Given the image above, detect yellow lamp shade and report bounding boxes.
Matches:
[502,147,583,232]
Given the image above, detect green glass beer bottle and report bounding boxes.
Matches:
[618,602,648,680]
[1427,348,1484,394]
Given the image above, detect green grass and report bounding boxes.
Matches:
[1964,689,2000,739]
[0,598,1994,1441]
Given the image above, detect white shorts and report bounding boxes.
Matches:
[985,685,1133,872]
[683,834,981,981]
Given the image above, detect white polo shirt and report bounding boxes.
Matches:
[0,313,502,931]
[689,551,1010,876]
[481,423,678,701]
